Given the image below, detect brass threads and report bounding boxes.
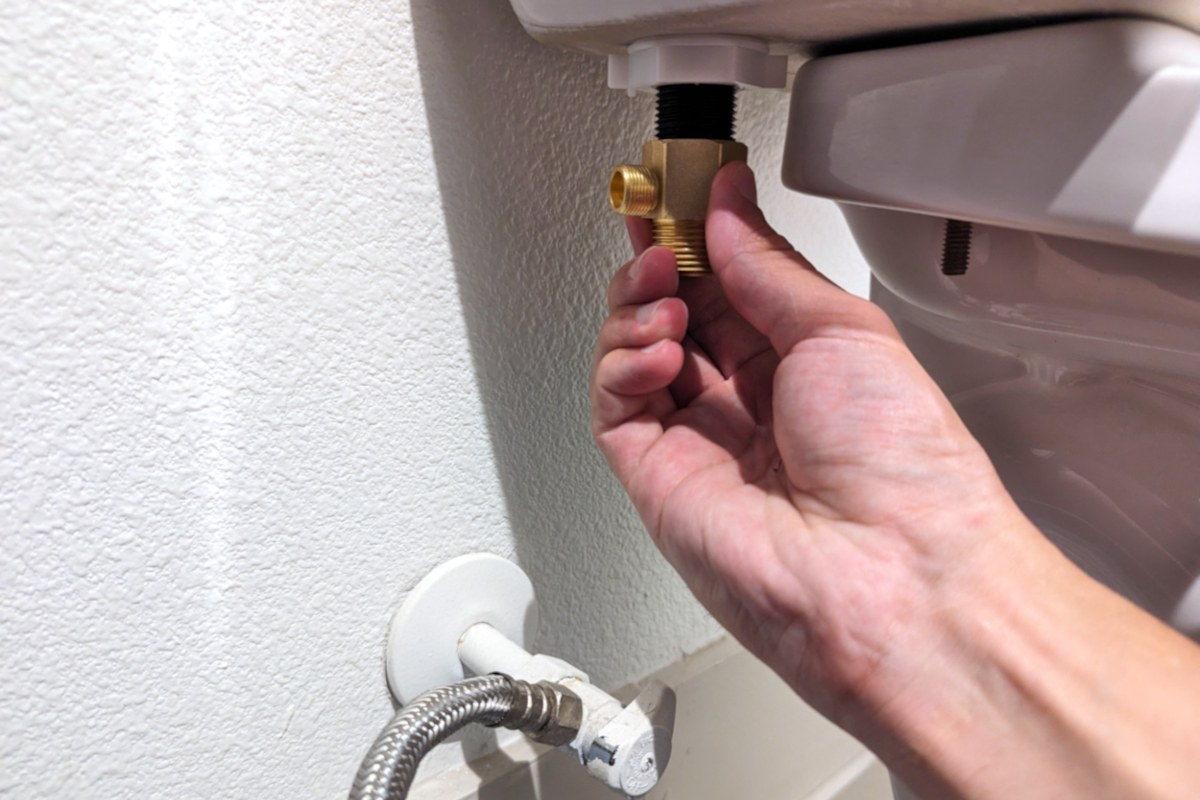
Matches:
[608,138,747,277]
[653,220,708,274]
[609,165,658,216]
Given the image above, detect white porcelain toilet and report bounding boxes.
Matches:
[781,18,1200,639]
[507,4,1200,795]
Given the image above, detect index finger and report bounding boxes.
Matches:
[607,245,679,313]
[627,216,653,256]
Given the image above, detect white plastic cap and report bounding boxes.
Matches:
[608,35,787,91]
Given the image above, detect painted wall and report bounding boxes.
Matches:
[0,0,869,797]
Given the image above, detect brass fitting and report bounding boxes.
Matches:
[609,139,748,274]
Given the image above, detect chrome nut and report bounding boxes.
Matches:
[530,681,583,747]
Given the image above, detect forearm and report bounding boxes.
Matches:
[849,519,1200,800]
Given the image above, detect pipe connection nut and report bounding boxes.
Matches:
[497,679,584,747]
[609,139,748,274]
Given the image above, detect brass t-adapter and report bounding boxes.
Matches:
[609,139,748,275]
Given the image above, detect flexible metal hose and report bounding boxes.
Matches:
[349,674,515,800]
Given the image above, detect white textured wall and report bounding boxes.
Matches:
[0,1,868,797]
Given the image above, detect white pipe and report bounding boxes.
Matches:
[457,622,535,678]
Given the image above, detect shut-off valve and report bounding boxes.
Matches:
[348,554,675,800]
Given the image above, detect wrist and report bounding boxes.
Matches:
[840,504,1200,800]
[832,505,1074,797]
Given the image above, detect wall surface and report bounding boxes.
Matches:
[0,1,870,797]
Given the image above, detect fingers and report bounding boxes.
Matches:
[591,339,685,485]
[706,162,899,357]
[619,208,773,381]
[594,340,685,402]
[668,336,729,408]
[594,296,689,362]
[607,245,678,313]
[677,275,775,380]
[626,216,654,256]
[592,244,689,480]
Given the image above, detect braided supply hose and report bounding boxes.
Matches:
[349,675,515,800]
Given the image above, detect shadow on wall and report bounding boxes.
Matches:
[408,0,722,690]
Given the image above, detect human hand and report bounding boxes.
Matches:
[590,161,1041,725]
[591,161,1200,800]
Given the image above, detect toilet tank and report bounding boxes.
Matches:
[509,0,1200,54]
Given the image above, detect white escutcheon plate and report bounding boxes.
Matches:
[386,553,538,705]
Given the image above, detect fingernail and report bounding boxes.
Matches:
[637,299,663,325]
[732,164,758,205]
[641,340,666,354]
[629,250,646,280]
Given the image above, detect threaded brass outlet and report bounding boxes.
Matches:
[653,220,707,274]
[609,138,748,275]
[609,165,658,216]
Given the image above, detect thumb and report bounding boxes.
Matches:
[706,162,896,356]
